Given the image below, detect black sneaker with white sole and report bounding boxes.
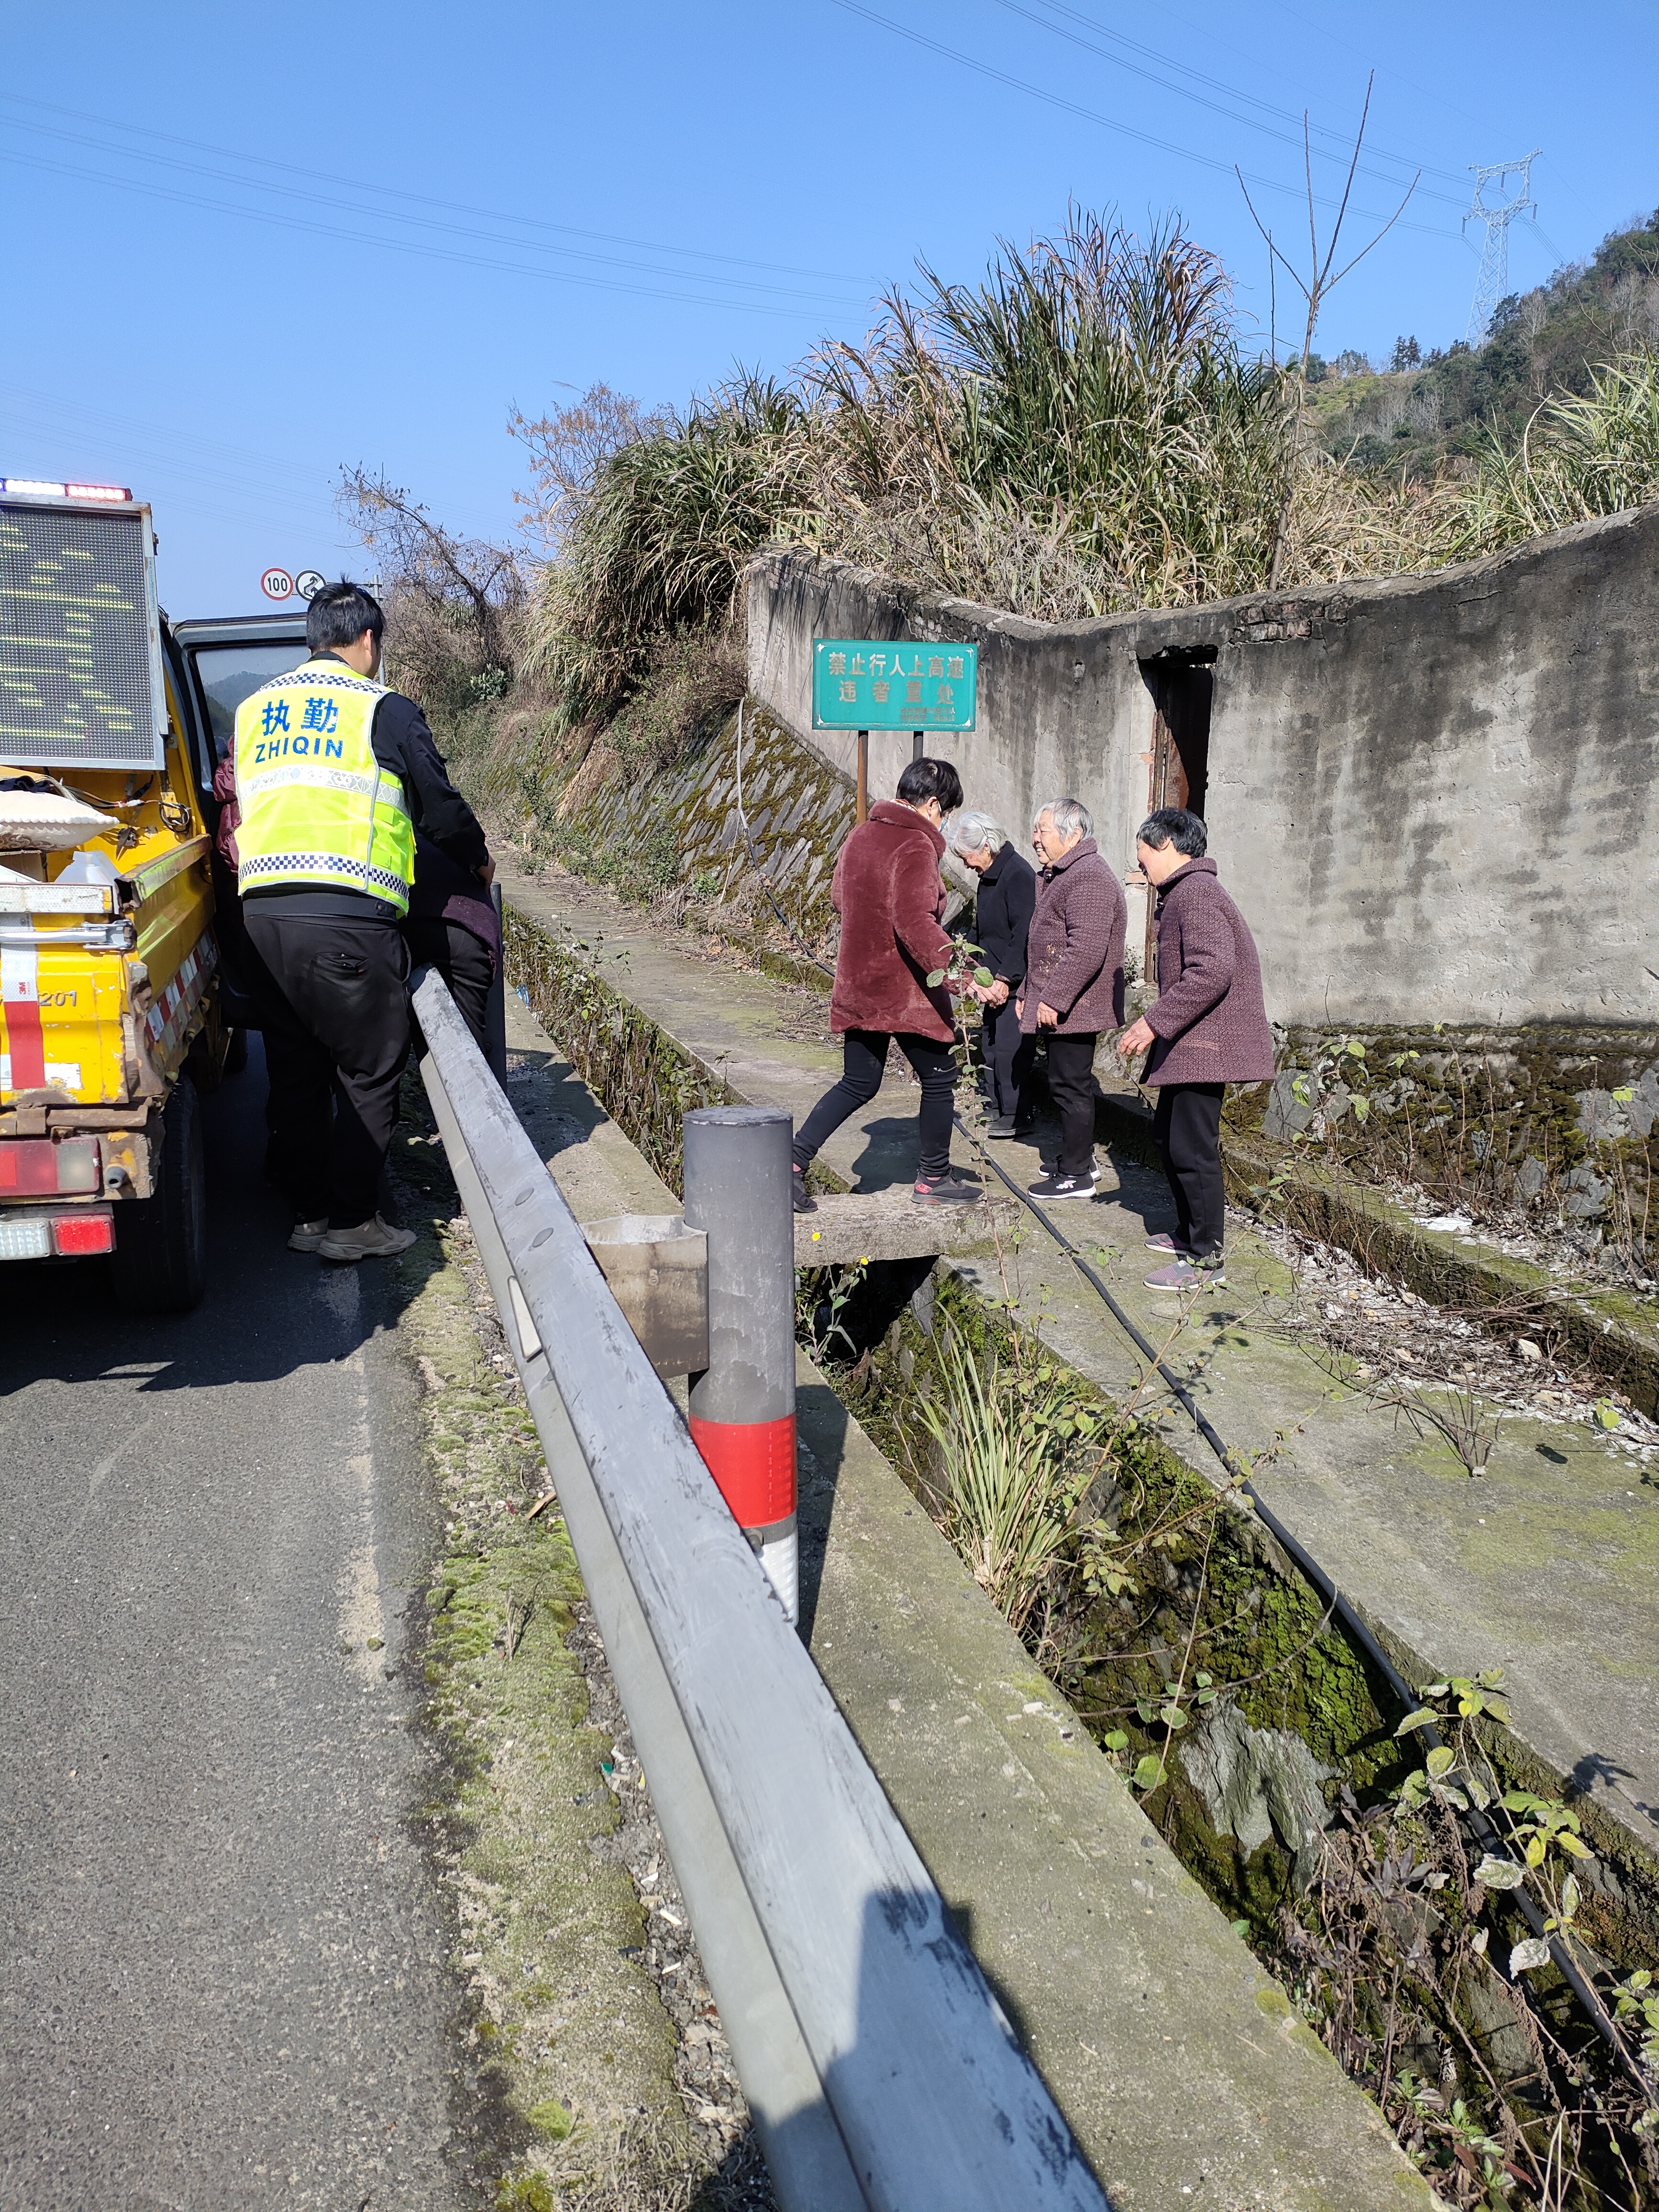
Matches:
[1027,1170,1097,1200]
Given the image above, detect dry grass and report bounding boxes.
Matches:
[509,210,1658,739]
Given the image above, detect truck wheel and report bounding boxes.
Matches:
[110,1075,208,1313]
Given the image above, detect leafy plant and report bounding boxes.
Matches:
[911,1315,1104,1632]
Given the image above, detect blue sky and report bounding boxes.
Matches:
[3,0,1653,616]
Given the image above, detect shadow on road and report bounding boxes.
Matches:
[0,1034,445,1397]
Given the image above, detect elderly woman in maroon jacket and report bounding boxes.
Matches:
[1117,807,1274,1288]
[1017,799,1127,1201]
[792,757,982,1211]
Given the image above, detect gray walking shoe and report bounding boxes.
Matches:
[318,1214,418,1262]
[911,1172,983,1206]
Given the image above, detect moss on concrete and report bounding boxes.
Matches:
[390,1099,692,2204]
[503,911,737,1194]
[455,689,851,974]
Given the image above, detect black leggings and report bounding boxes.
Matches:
[405,917,493,1057]
[982,996,1035,1120]
[793,1029,958,1181]
[1152,1082,1227,1258]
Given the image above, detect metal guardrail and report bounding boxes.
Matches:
[412,968,1109,2212]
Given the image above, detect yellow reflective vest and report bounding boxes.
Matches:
[233,658,415,914]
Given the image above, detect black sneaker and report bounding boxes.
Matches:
[1027,1169,1097,1201]
[985,1114,1018,1139]
[791,1165,817,1215]
[911,1171,984,1206]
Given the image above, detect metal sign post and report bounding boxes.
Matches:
[812,640,978,823]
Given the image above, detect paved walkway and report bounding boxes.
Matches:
[498,852,1659,1863]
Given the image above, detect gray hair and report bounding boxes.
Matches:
[1036,796,1093,841]
[949,809,1006,858]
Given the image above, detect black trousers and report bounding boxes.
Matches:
[1152,1081,1227,1258]
[793,1029,957,1182]
[405,917,493,1058]
[1042,1031,1098,1177]
[244,907,411,1228]
[982,996,1035,1120]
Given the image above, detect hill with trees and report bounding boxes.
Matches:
[1306,208,1659,476]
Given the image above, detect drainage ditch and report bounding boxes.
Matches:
[504,906,1659,2210]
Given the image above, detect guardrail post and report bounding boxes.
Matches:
[484,881,509,1086]
[683,1106,799,1624]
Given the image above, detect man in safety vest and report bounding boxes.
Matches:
[234,580,494,1260]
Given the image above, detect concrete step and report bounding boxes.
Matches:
[796,1184,1017,1266]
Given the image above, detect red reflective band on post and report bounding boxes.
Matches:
[688,1413,797,1529]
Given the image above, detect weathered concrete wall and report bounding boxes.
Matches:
[746,503,1659,1033]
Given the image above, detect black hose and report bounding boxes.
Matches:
[961,1116,1639,2085]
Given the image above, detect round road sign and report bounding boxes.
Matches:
[261,566,295,601]
[295,569,327,602]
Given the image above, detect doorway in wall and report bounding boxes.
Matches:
[1138,650,1215,986]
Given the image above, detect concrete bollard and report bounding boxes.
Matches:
[683,1106,799,1624]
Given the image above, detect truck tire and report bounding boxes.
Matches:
[110,1075,208,1313]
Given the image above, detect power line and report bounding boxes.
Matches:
[0,141,863,324]
[987,0,1471,207]
[0,91,864,291]
[825,0,1461,244]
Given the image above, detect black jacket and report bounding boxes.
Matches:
[364,691,488,873]
[972,841,1037,985]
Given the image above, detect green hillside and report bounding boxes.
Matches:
[1307,207,1659,476]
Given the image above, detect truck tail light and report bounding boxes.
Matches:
[52,1210,114,1256]
[0,1138,100,1195]
[1,478,133,502]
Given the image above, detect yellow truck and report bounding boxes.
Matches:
[0,479,260,1310]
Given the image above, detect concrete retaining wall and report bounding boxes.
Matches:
[746,503,1659,1035]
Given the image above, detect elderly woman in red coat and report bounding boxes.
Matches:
[792,756,982,1211]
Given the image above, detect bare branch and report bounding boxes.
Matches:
[1236,169,1313,305]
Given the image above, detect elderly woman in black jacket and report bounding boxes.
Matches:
[951,809,1038,1138]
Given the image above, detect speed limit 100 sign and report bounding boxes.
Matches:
[260,566,295,601]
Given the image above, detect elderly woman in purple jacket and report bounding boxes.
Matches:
[1017,798,1127,1201]
[1117,807,1273,1288]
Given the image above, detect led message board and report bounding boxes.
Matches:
[0,494,166,770]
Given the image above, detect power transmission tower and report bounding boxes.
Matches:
[1462,153,1540,345]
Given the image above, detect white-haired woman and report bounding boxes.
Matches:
[950,810,1037,1138]
[1018,798,1126,1200]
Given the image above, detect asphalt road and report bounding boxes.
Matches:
[0,1043,464,2211]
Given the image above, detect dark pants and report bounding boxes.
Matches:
[1042,1031,1098,1178]
[982,997,1035,1121]
[244,907,411,1228]
[1152,1081,1227,1258]
[793,1029,957,1182]
[406,917,493,1058]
